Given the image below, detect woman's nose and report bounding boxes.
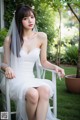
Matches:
[28,17,32,22]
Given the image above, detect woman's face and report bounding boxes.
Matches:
[22,11,35,30]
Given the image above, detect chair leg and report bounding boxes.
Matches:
[6,80,11,120]
[6,96,11,120]
[52,72,57,117]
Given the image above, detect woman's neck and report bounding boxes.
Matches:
[23,29,33,38]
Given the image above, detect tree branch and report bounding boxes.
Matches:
[67,3,80,22]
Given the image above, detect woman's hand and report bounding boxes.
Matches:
[54,66,65,78]
[5,67,16,79]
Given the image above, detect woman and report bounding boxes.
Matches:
[1,4,65,120]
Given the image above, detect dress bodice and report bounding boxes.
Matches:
[13,48,40,76]
[20,48,40,63]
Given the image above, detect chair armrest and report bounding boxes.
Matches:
[36,63,57,82]
[0,46,3,52]
[0,69,5,91]
[0,69,9,91]
[0,69,5,74]
[38,64,56,73]
[0,69,5,83]
[38,64,61,80]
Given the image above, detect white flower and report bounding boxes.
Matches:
[32,6,35,10]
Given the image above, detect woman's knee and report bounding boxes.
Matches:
[25,88,39,104]
[38,86,50,100]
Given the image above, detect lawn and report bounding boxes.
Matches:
[0,66,80,120]
[45,65,80,120]
[46,66,80,120]
[56,66,80,120]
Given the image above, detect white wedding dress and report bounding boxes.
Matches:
[1,48,59,120]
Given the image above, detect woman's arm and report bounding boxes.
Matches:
[1,36,11,71]
[1,36,16,79]
[39,32,65,78]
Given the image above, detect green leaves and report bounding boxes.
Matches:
[0,28,7,46]
[35,2,56,43]
[64,46,78,65]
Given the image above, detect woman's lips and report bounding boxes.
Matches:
[28,24,33,27]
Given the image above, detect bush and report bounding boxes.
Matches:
[0,28,8,46]
[63,46,78,65]
[47,52,56,63]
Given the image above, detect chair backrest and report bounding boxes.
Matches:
[0,46,3,66]
[0,47,4,84]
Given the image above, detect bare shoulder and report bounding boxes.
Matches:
[5,36,11,43]
[37,32,47,41]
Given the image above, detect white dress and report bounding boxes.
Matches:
[1,48,59,120]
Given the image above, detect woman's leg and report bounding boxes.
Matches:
[36,86,50,120]
[25,88,39,120]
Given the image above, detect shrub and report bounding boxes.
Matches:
[47,52,56,63]
[63,46,78,65]
[0,28,8,46]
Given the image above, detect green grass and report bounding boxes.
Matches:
[46,65,80,120]
[57,66,80,120]
[0,66,80,120]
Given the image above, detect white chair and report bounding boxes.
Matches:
[0,46,57,120]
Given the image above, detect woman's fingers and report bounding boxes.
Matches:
[59,69,65,78]
[5,72,15,79]
[5,67,16,79]
[55,67,65,78]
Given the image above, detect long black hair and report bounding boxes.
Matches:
[10,4,35,57]
[15,4,35,45]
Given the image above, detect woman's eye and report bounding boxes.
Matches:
[31,16,34,18]
[23,16,34,20]
[23,17,28,20]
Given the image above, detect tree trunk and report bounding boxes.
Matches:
[76,20,80,77]
[57,8,61,66]
[67,3,80,78]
